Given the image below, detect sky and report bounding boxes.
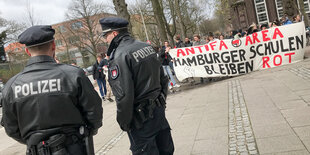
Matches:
[0,0,213,25]
[0,0,135,25]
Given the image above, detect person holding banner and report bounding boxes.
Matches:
[160,41,180,89]
[193,34,206,46]
[184,37,193,47]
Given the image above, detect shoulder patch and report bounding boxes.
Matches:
[109,65,119,80]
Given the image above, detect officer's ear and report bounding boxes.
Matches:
[51,41,56,51]
[25,48,31,56]
[112,31,119,37]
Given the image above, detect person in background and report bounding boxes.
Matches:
[293,14,301,23]
[205,36,210,44]
[99,17,174,154]
[93,53,107,100]
[175,34,185,48]
[260,24,268,30]
[281,14,293,25]
[99,53,114,102]
[271,20,281,27]
[241,29,247,37]
[234,29,242,39]
[160,41,180,89]
[208,32,218,42]
[228,30,234,39]
[247,24,259,35]
[193,34,206,46]
[184,37,193,47]
[219,34,225,40]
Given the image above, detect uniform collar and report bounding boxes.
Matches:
[26,55,56,66]
[106,33,130,58]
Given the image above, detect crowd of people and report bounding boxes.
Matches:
[155,13,304,87]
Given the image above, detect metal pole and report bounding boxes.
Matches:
[136,0,149,42]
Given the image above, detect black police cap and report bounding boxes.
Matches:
[99,17,128,36]
[18,25,55,47]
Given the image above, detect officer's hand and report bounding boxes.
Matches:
[90,129,98,136]
[120,124,131,131]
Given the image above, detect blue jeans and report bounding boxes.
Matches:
[97,78,107,98]
[163,65,176,86]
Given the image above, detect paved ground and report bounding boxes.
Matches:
[1,50,310,154]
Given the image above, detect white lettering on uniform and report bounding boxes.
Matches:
[137,50,145,58]
[22,84,30,96]
[38,81,41,93]
[15,86,21,98]
[132,46,156,63]
[133,52,140,62]
[14,79,61,98]
[49,79,57,92]
[42,80,49,93]
[57,79,61,91]
[30,82,38,95]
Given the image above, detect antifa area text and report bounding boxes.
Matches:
[174,28,304,76]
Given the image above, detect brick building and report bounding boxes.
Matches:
[52,13,115,66]
[4,42,28,62]
[231,0,310,30]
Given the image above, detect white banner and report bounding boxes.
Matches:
[170,22,306,81]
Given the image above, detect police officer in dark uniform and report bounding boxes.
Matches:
[99,17,174,154]
[1,25,103,155]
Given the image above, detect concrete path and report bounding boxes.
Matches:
[1,53,310,154]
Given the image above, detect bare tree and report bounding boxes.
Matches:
[24,0,41,27]
[128,0,213,45]
[283,0,299,17]
[129,0,162,46]
[174,0,186,39]
[298,0,309,26]
[112,0,132,34]
[0,16,25,44]
[65,0,108,58]
[55,29,72,64]
[150,0,169,44]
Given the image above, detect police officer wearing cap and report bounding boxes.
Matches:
[1,25,103,155]
[99,17,174,154]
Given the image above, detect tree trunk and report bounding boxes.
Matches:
[158,0,174,46]
[298,0,309,26]
[112,0,133,34]
[175,0,186,39]
[283,0,298,17]
[150,0,169,44]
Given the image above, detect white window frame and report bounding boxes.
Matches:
[254,0,269,25]
[59,25,66,33]
[275,0,283,19]
[297,0,310,13]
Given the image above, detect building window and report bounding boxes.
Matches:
[303,0,310,13]
[55,40,63,47]
[275,0,283,19]
[68,36,80,44]
[71,21,83,30]
[59,25,66,33]
[254,0,269,25]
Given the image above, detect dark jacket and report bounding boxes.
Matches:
[1,55,102,144]
[184,41,193,47]
[159,46,172,66]
[92,60,105,80]
[107,33,168,131]
[175,40,185,48]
